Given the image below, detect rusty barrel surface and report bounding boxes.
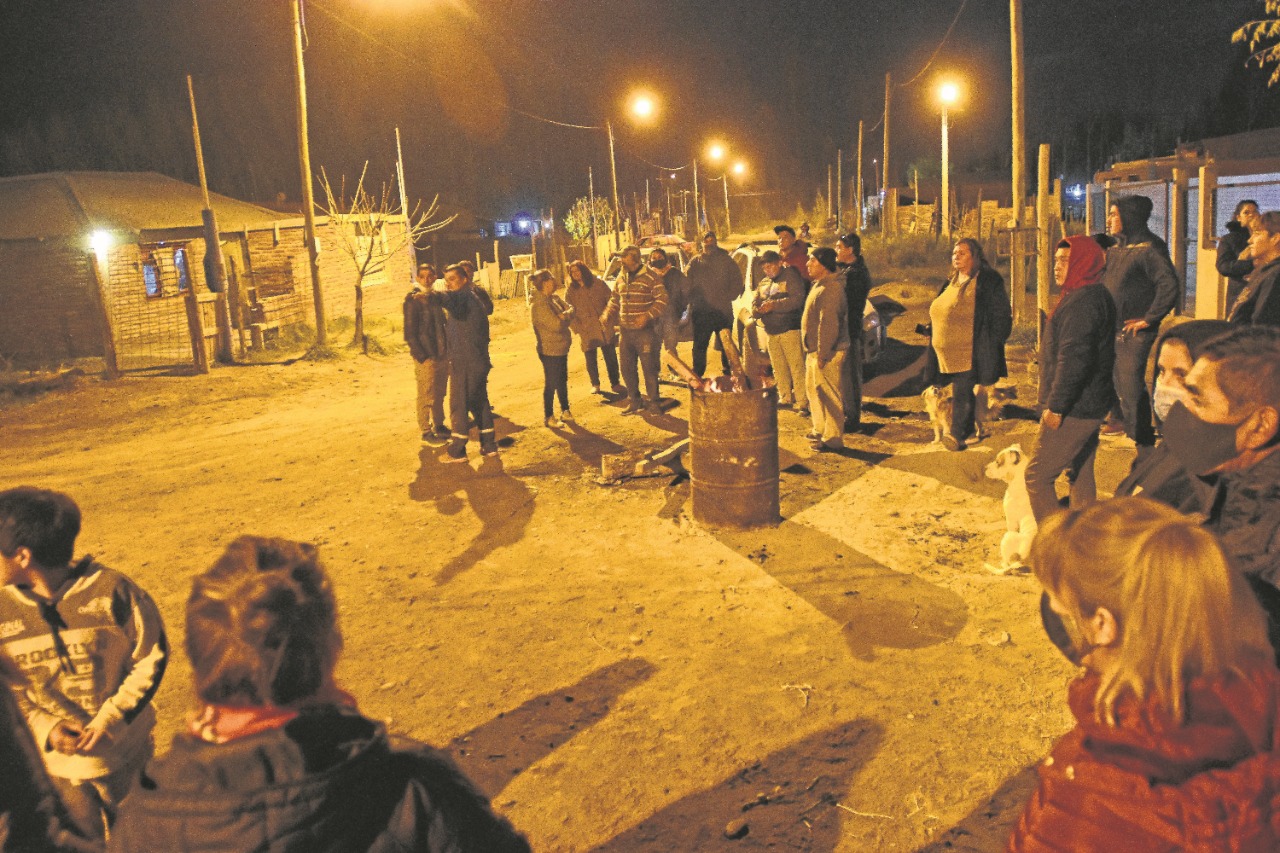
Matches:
[688,385,780,527]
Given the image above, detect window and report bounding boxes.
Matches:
[495,221,511,237]
[140,243,194,298]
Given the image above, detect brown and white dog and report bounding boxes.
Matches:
[923,383,1017,445]
[983,443,1036,573]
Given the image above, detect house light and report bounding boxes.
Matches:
[89,230,114,254]
[517,218,532,232]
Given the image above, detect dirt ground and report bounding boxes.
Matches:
[0,282,1138,852]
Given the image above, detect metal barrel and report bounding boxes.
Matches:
[688,386,780,527]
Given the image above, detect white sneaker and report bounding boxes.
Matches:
[546,416,565,429]
[561,410,574,423]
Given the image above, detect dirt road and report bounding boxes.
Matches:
[0,283,1136,851]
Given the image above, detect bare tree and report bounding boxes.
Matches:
[317,163,456,351]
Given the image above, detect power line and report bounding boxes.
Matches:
[862,0,971,136]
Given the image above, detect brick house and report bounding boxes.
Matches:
[0,171,414,369]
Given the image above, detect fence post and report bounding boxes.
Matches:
[1036,143,1052,351]
[1170,167,1189,314]
[84,251,121,379]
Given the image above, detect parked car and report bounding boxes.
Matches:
[728,241,885,371]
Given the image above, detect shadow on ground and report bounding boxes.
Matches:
[881,447,1007,500]
[446,658,656,798]
[590,719,884,852]
[915,764,1039,852]
[408,446,536,585]
[718,521,968,659]
[864,340,928,398]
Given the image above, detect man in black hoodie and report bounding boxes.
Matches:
[1101,195,1179,449]
[836,233,872,432]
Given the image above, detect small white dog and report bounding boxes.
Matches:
[983,443,1036,574]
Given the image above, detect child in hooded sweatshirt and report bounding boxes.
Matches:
[0,487,167,842]
[1010,496,1280,852]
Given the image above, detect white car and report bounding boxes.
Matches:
[729,242,884,369]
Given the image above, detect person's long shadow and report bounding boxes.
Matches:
[717,521,968,660]
[914,764,1039,853]
[408,445,536,586]
[590,719,884,851]
[446,658,657,798]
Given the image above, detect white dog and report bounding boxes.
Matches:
[983,443,1036,574]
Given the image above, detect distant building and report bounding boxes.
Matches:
[0,171,413,369]
[1090,127,1280,318]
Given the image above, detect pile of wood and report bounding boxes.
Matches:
[661,330,774,393]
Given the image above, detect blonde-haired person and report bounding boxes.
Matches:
[530,269,575,428]
[111,536,530,853]
[1009,497,1280,853]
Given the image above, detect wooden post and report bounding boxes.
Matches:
[227,255,248,358]
[836,148,843,230]
[855,120,864,231]
[84,252,120,379]
[883,72,893,237]
[827,164,833,225]
[186,75,219,369]
[291,0,326,344]
[1010,0,1027,325]
[1036,143,1052,350]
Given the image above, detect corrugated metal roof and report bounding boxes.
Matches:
[0,171,286,241]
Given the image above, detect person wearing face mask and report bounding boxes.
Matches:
[648,248,689,375]
[1012,497,1280,853]
[1114,319,1234,513]
[1217,199,1260,311]
[1024,237,1116,522]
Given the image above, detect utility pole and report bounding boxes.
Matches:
[836,148,843,230]
[941,102,951,240]
[291,0,325,344]
[827,164,833,225]
[1010,0,1027,325]
[722,175,732,236]
[588,166,597,249]
[856,120,864,231]
[1037,144,1052,347]
[692,157,700,234]
[184,74,216,372]
[607,120,621,237]
[883,72,893,236]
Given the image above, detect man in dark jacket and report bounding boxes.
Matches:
[836,233,872,431]
[440,263,498,461]
[649,247,689,374]
[1101,195,1179,448]
[685,232,742,378]
[752,250,807,412]
[1025,237,1117,521]
[1217,199,1260,310]
[1229,210,1280,328]
[403,264,450,445]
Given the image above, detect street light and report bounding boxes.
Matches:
[606,90,659,237]
[719,161,747,236]
[937,79,962,240]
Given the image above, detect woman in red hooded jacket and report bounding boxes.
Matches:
[1010,497,1280,853]
[1024,236,1117,522]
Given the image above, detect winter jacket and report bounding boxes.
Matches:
[780,242,811,284]
[752,266,805,335]
[801,272,850,360]
[838,257,872,339]
[602,266,666,332]
[1203,447,1280,587]
[565,278,614,350]
[0,559,167,782]
[530,289,574,357]
[1009,663,1280,853]
[923,266,1013,385]
[440,285,492,373]
[656,265,690,321]
[1039,283,1117,419]
[1115,442,1203,515]
[1230,257,1280,328]
[0,683,100,852]
[1101,196,1180,328]
[686,246,742,314]
[1218,220,1254,308]
[403,288,448,363]
[110,706,530,853]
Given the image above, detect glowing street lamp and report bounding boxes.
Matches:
[937,79,962,239]
[721,161,747,235]
[606,90,660,236]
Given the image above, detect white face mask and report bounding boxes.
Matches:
[1152,379,1187,424]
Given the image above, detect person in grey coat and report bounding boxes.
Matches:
[801,247,850,451]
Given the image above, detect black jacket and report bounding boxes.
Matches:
[656,265,690,320]
[110,707,530,853]
[1230,257,1280,327]
[403,289,448,363]
[686,246,742,314]
[837,257,872,339]
[1217,221,1254,308]
[1101,198,1179,328]
[1039,283,1117,419]
[441,286,493,373]
[923,265,1012,386]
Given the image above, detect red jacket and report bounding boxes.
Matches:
[1009,662,1280,853]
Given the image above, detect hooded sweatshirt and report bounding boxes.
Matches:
[1101,195,1179,329]
[1040,236,1116,419]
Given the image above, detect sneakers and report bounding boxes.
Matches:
[942,435,966,451]
[421,430,447,446]
[1100,422,1126,437]
[441,443,468,463]
[797,408,811,418]
[546,416,565,429]
[644,401,663,416]
[561,410,574,423]
[611,384,626,396]
[622,403,643,416]
[480,442,499,458]
[591,385,603,395]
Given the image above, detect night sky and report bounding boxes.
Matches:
[0,0,1261,221]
